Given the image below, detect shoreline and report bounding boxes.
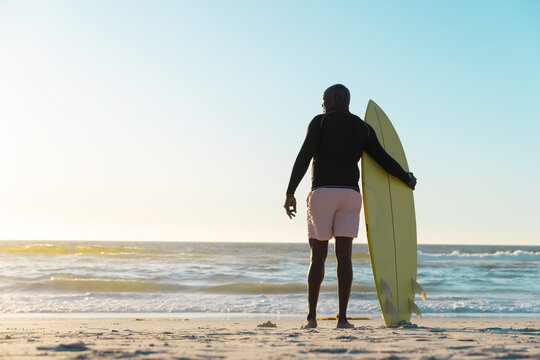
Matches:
[1,317,538,359]
[1,312,539,321]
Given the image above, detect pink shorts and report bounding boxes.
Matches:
[306,188,363,241]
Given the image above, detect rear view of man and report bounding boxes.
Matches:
[284,84,417,329]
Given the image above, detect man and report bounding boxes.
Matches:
[284,84,417,329]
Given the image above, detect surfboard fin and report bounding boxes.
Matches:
[409,298,422,319]
[385,297,398,322]
[412,279,426,301]
[381,278,393,301]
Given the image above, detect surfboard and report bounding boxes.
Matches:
[361,100,426,326]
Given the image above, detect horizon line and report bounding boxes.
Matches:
[0,239,537,247]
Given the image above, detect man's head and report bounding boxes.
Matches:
[322,84,350,113]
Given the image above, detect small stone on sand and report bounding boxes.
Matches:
[257,321,277,328]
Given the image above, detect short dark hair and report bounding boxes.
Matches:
[325,84,350,106]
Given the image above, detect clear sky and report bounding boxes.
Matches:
[0,0,539,245]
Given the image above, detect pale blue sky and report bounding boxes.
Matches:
[0,0,538,244]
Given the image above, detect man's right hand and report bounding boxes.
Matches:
[406,172,417,190]
[284,196,297,219]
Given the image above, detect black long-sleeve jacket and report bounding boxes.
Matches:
[286,110,410,196]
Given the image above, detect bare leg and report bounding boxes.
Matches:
[301,238,328,329]
[335,236,354,328]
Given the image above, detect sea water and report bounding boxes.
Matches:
[0,241,538,317]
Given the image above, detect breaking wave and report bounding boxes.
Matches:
[418,249,540,261]
[204,281,374,295]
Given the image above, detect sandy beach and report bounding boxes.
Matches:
[0,317,538,359]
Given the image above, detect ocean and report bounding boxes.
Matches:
[0,241,538,318]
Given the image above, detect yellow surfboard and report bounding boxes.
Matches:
[361,100,426,326]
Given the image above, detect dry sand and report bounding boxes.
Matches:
[0,317,538,359]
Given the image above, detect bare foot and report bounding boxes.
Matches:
[336,320,355,328]
[300,319,317,329]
